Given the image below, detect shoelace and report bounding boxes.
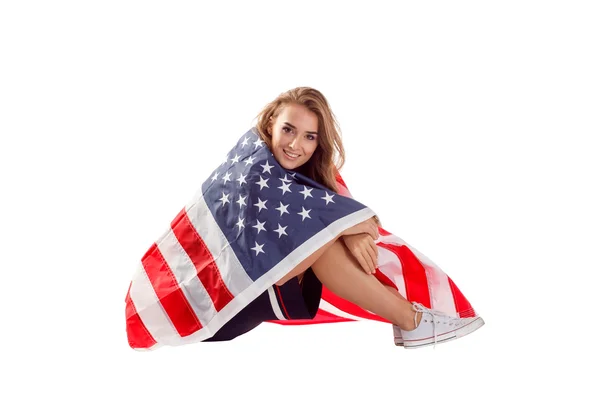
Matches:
[412,302,455,348]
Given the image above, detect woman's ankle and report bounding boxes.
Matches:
[398,310,422,331]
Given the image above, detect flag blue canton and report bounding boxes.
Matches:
[200,129,366,281]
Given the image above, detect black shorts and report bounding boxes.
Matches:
[203,268,322,341]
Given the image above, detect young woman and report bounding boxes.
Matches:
[204,87,482,348]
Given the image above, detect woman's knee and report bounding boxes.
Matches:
[313,238,346,266]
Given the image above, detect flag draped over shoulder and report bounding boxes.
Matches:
[124,129,479,351]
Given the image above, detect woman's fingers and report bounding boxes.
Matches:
[371,220,379,240]
[343,232,379,274]
[366,221,378,240]
[366,242,378,272]
[353,251,371,274]
[350,242,374,274]
[359,245,376,274]
[373,242,379,267]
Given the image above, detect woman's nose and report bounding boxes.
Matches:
[289,138,298,149]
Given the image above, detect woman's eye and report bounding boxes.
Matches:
[282,127,292,133]
[307,134,316,141]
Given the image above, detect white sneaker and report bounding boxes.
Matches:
[401,302,484,349]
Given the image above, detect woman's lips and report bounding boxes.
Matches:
[283,149,300,160]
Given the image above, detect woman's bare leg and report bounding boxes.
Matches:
[312,239,421,331]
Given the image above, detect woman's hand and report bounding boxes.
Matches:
[341,217,379,241]
[342,233,379,274]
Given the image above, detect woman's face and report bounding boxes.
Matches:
[269,103,319,170]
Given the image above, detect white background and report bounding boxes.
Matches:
[1,1,598,399]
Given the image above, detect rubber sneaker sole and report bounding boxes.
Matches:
[393,325,404,346]
[403,316,485,349]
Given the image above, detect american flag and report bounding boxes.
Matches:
[125,129,379,350]
[125,129,480,350]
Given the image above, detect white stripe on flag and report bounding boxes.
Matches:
[156,231,218,327]
[185,193,254,297]
[267,287,286,320]
[424,263,457,316]
[319,300,371,321]
[376,246,407,299]
[128,263,180,345]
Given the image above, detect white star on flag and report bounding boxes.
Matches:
[222,171,232,184]
[236,173,247,186]
[219,192,230,206]
[322,192,335,205]
[236,195,247,208]
[252,220,266,234]
[251,241,265,255]
[235,217,245,231]
[299,186,313,199]
[261,160,274,174]
[275,202,290,216]
[298,206,311,221]
[241,136,250,147]
[278,181,292,195]
[255,175,269,190]
[244,156,255,166]
[274,224,288,238]
[253,138,264,149]
[211,172,218,182]
[254,198,268,212]
[230,154,241,164]
[280,174,292,183]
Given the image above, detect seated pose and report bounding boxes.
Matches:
[203,87,483,348]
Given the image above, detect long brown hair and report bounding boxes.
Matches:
[254,87,345,193]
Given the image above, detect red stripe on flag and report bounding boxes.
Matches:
[322,286,388,323]
[125,288,157,349]
[335,172,348,190]
[313,308,355,323]
[171,208,234,312]
[142,243,203,337]
[268,308,355,325]
[373,268,398,290]
[378,226,393,236]
[377,243,431,308]
[447,277,476,317]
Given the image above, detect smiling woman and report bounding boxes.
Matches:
[124,87,484,351]
[199,87,485,346]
